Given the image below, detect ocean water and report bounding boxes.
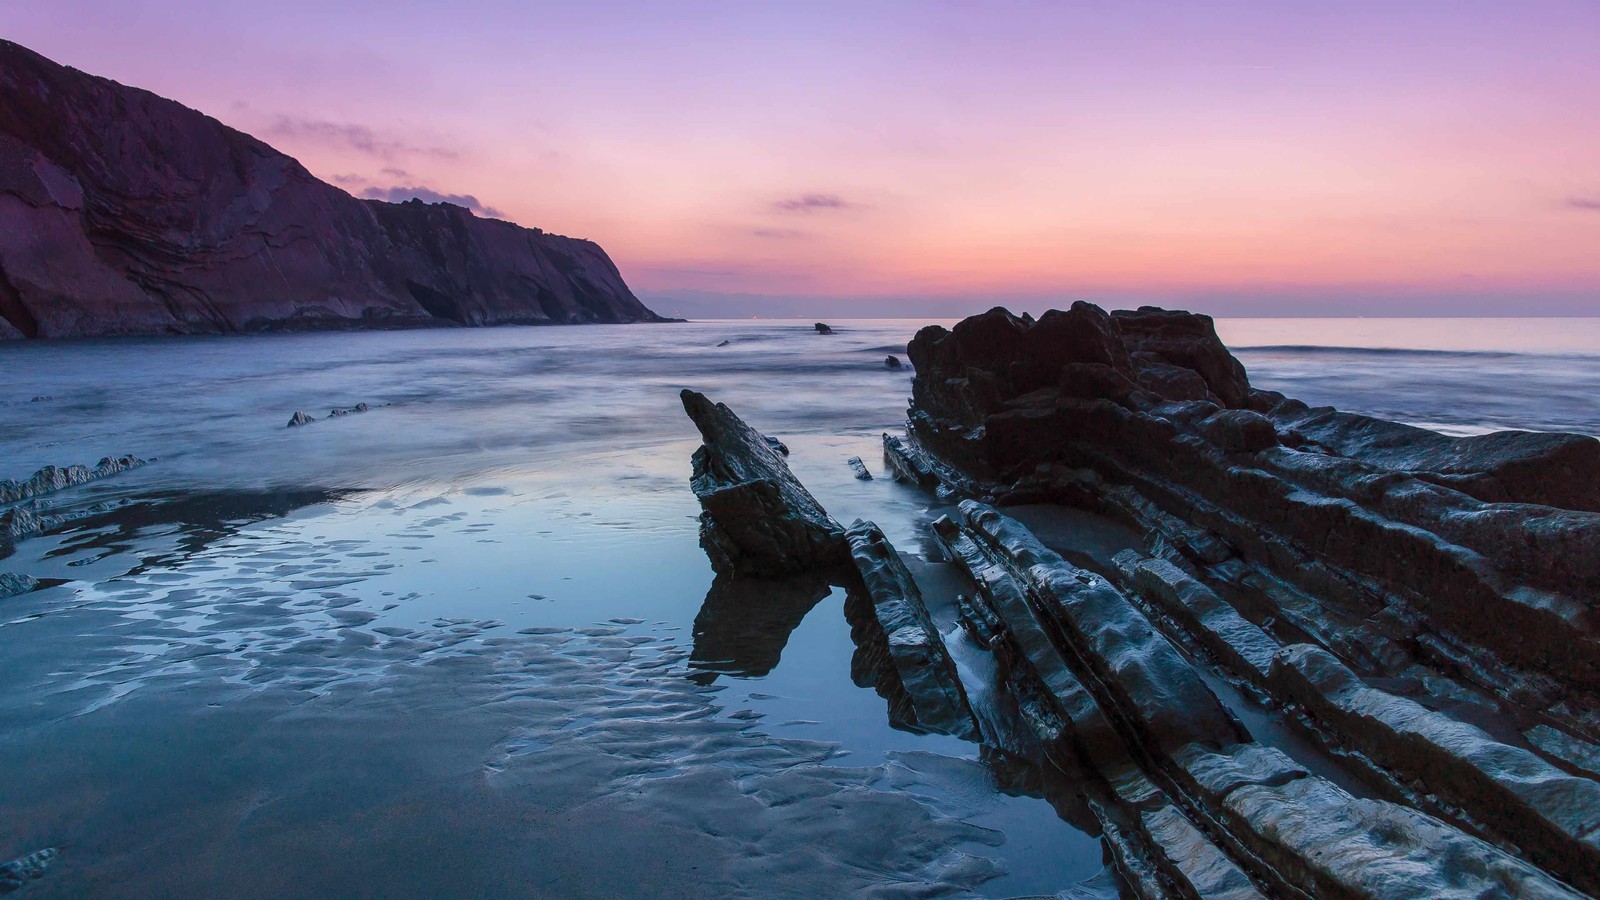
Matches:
[0,317,1594,897]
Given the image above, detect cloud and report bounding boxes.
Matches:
[750,228,808,239]
[772,193,855,214]
[1566,196,1600,211]
[329,173,368,187]
[266,116,459,161]
[361,185,505,219]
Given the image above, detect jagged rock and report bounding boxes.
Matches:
[0,572,37,598]
[680,389,845,576]
[329,403,370,417]
[0,39,668,340]
[762,435,789,456]
[894,303,1600,893]
[0,847,58,893]
[846,457,872,480]
[286,412,315,428]
[717,339,731,347]
[843,520,977,739]
[884,355,902,369]
[905,302,1600,725]
[814,322,834,334]
[0,455,147,504]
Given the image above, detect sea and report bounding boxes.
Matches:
[0,317,1595,897]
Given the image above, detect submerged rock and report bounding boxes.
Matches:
[0,847,58,893]
[885,355,903,369]
[286,412,315,428]
[814,322,834,335]
[0,572,38,599]
[0,455,147,505]
[329,403,371,417]
[680,389,845,576]
[846,457,872,480]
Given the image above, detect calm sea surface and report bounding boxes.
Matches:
[0,317,1595,897]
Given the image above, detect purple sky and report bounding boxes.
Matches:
[5,1,1598,316]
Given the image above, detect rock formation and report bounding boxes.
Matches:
[680,389,845,576]
[814,323,834,335]
[0,40,668,339]
[0,455,146,505]
[883,302,1600,895]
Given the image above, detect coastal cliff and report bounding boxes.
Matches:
[0,40,667,339]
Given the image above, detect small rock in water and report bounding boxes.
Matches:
[884,355,903,369]
[763,435,790,456]
[0,573,39,599]
[814,322,833,335]
[28,395,51,402]
[329,402,371,417]
[847,456,873,480]
[716,339,731,347]
[0,847,59,892]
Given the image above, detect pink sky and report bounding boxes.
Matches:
[6,1,1598,316]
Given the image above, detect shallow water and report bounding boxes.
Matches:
[0,317,1595,897]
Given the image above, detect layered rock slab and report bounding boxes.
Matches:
[681,389,845,577]
[842,520,977,739]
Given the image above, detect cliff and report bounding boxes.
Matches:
[0,39,667,339]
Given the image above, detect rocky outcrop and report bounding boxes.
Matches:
[0,455,146,505]
[681,389,845,576]
[936,501,1585,898]
[0,40,667,340]
[844,520,978,739]
[0,572,37,599]
[883,302,1600,894]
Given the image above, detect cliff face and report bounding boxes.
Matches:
[0,40,667,339]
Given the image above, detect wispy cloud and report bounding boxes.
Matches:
[1566,196,1600,212]
[772,193,855,214]
[266,116,459,161]
[361,185,505,218]
[750,228,808,239]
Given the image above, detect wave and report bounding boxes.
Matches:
[1232,345,1527,359]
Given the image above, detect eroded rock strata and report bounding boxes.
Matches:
[889,303,1600,894]
[0,40,667,339]
[679,306,1599,894]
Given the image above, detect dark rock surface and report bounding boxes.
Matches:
[0,455,146,505]
[843,520,978,739]
[845,456,872,480]
[885,302,1600,894]
[814,323,834,335]
[0,39,667,340]
[885,355,902,369]
[286,412,315,428]
[680,389,845,576]
[0,572,38,599]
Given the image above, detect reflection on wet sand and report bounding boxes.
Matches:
[688,572,833,683]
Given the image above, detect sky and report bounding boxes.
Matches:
[5,1,1599,317]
